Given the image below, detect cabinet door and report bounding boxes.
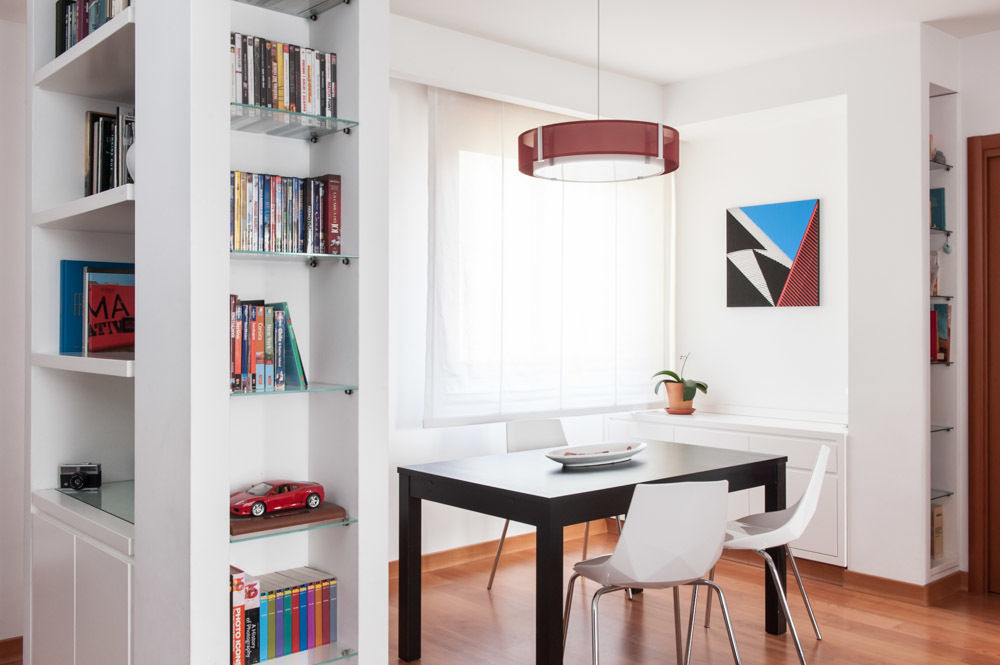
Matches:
[76,539,132,665]
[672,427,751,519]
[786,468,840,558]
[32,515,75,665]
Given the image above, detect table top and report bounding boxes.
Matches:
[398,440,785,500]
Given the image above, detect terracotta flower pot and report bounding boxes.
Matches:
[665,382,695,414]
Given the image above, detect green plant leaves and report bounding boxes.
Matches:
[682,379,709,401]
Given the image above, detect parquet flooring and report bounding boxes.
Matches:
[389,533,1000,665]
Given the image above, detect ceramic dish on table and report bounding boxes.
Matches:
[545,441,647,467]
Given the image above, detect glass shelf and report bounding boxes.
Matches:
[231,517,357,544]
[931,488,955,501]
[230,382,357,397]
[929,160,953,172]
[263,641,357,664]
[930,294,953,300]
[931,425,955,433]
[929,227,953,236]
[57,480,134,524]
[931,360,954,366]
[232,0,348,19]
[231,104,358,140]
[231,251,358,265]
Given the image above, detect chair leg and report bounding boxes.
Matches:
[486,519,510,590]
[582,521,590,559]
[563,572,580,653]
[684,584,699,665]
[698,579,742,665]
[613,517,634,601]
[673,587,684,665]
[785,544,822,640]
[758,549,807,665]
[704,565,715,628]
[590,586,622,665]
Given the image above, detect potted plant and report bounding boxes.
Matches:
[652,353,708,414]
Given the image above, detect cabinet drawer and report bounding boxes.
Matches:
[76,539,131,665]
[749,434,838,473]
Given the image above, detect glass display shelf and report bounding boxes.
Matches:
[930,488,955,501]
[930,294,953,300]
[929,227,953,236]
[231,250,358,265]
[232,0,348,20]
[931,360,954,366]
[929,160,953,172]
[57,480,134,524]
[231,104,358,140]
[231,517,357,543]
[931,425,954,433]
[230,382,357,397]
[264,641,357,664]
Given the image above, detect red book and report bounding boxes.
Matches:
[87,282,135,352]
[230,295,238,391]
[930,310,938,362]
[290,586,300,653]
[321,174,341,255]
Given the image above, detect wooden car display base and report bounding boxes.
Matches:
[230,501,348,540]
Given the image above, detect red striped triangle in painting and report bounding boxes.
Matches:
[776,202,819,306]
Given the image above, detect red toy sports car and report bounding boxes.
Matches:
[230,480,325,517]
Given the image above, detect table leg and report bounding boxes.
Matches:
[764,461,787,635]
[536,518,564,665]
[399,475,422,661]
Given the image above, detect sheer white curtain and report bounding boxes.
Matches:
[425,88,668,425]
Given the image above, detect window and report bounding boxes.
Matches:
[425,88,668,425]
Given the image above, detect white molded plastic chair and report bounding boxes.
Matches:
[563,481,741,665]
[704,445,830,665]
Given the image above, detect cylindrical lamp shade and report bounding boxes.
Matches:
[517,120,679,182]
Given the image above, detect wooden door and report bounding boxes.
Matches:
[969,133,1000,593]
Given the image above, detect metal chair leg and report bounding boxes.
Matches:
[758,549,807,665]
[486,519,510,590]
[673,587,684,665]
[785,544,822,640]
[613,517,634,601]
[704,565,715,628]
[563,572,580,653]
[699,579,742,665]
[582,521,590,559]
[684,585,700,665]
[590,586,623,665]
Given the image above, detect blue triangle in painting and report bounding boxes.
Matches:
[740,199,817,261]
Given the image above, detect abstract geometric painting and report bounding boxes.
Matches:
[726,198,820,307]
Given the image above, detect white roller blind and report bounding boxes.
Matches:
[426,88,668,425]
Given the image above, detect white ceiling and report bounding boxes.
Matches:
[0,0,24,24]
[391,0,1000,84]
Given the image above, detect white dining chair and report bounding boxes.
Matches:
[703,445,830,665]
[562,481,741,665]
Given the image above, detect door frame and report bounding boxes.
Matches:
[968,133,1000,593]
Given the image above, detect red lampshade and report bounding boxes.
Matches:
[517,119,679,183]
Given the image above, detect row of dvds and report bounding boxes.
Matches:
[231,32,337,118]
[231,566,338,665]
[86,107,134,196]
[55,0,131,56]
[231,171,342,255]
[231,296,308,393]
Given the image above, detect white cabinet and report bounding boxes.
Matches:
[31,504,133,665]
[606,411,848,566]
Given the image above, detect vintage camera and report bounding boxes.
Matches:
[59,463,102,490]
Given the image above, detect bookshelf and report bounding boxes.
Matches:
[926,82,962,580]
[26,1,388,664]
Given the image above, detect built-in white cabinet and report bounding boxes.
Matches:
[606,411,847,566]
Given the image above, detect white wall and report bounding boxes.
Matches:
[674,97,848,421]
[961,29,1000,137]
[386,17,664,559]
[0,17,26,642]
[665,25,931,584]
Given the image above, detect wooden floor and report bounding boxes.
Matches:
[389,532,1000,665]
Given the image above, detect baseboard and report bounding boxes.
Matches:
[0,636,22,664]
[719,549,846,586]
[843,570,967,606]
[388,520,608,581]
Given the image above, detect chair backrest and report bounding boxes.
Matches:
[608,481,729,585]
[781,445,831,541]
[505,419,567,453]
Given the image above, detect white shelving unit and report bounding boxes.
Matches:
[25,1,389,663]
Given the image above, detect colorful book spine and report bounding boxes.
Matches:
[275,590,284,657]
[298,583,307,652]
[290,585,300,653]
[307,583,316,649]
[264,306,275,391]
[259,591,269,662]
[254,304,265,392]
[274,309,286,391]
[231,568,246,665]
[282,589,293,656]
[322,174,341,255]
[241,304,250,390]
[244,575,260,665]
[267,591,277,660]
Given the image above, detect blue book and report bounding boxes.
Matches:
[59,260,134,353]
[270,303,307,388]
[930,187,946,230]
[263,174,271,252]
[259,592,268,661]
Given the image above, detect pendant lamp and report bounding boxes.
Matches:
[517,1,679,183]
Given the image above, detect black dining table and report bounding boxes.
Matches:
[397,440,789,665]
